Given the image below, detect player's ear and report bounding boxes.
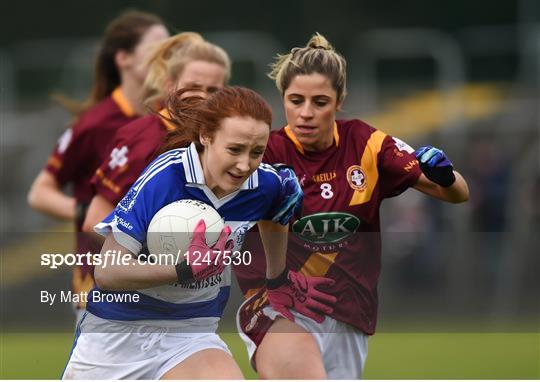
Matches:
[336,98,344,112]
[164,78,175,94]
[199,133,211,146]
[115,50,132,70]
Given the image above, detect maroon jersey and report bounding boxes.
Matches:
[92,110,175,205]
[44,87,137,305]
[235,119,422,334]
[46,88,137,213]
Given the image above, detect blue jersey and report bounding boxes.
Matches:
[91,143,287,326]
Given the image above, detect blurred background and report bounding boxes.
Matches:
[1,0,539,378]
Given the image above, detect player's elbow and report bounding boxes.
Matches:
[28,171,56,212]
[454,193,469,203]
[448,186,469,204]
[27,188,37,209]
[27,183,43,210]
[446,192,469,204]
[82,218,95,233]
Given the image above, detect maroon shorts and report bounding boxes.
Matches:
[236,288,278,368]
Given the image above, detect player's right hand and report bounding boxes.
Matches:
[266,269,336,323]
[175,219,232,283]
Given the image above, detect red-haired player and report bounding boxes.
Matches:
[63,87,331,380]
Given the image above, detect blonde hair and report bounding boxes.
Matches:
[269,33,347,104]
[142,32,231,108]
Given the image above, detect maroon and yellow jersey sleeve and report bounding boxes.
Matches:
[92,115,167,205]
[44,94,137,205]
[378,135,422,198]
[45,123,92,187]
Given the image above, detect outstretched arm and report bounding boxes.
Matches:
[413,172,469,203]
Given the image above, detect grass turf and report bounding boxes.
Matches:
[1,332,538,379]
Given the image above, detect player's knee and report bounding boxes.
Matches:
[204,353,244,379]
[162,349,243,380]
[257,355,326,379]
[256,336,326,379]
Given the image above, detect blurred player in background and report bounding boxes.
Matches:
[62,86,333,379]
[27,10,169,321]
[235,33,470,379]
[82,32,231,234]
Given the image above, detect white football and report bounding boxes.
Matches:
[147,199,224,255]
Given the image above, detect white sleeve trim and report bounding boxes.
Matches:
[94,220,143,255]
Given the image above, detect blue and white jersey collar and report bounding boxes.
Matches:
[182,142,259,190]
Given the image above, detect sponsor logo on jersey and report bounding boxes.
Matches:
[292,212,360,244]
[347,165,367,191]
[392,137,414,153]
[116,217,133,231]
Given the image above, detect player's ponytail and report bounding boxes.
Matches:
[307,32,333,50]
[269,32,347,104]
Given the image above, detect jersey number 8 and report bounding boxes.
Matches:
[320,183,334,199]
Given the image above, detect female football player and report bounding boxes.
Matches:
[235,33,470,379]
[62,86,335,380]
[27,10,169,320]
[82,32,231,234]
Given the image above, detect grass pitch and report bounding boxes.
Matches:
[1,332,538,379]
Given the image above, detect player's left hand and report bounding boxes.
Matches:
[266,269,336,324]
[272,164,303,225]
[415,145,456,187]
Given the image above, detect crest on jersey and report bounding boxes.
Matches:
[109,145,129,170]
[118,187,137,213]
[346,165,367,191]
